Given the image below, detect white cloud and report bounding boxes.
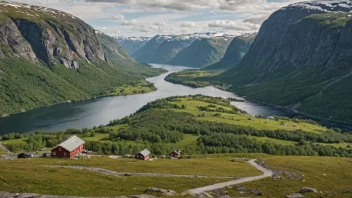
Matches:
[180,21,197,28]
[208,20,260,31]
[121,19,138,26]
[154,21,166,27]
[110,14,125,20]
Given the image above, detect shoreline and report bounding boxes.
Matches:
[0,81,159,120]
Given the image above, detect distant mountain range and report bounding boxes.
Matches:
[116,36,150,56]
[118,32,246,68]
[0,1,164,115]
[168,36,234,68]
[218,0,352,123]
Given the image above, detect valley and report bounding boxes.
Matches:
[1,0,352,198]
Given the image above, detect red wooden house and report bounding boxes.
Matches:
[51,135,85,158]
[169,150,181,158]
[135,149,151,160]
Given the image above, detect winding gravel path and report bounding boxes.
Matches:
[182,159,273,196]
[0,142,12,154]
[41,165,237,179]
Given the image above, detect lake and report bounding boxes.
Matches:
[0,64,351,135]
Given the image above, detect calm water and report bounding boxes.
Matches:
[0,64,351,134]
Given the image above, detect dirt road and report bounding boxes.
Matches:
[183,159,273,195]
[0,142,12,154]
[42,165,237,179]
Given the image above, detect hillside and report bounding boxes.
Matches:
[116,36,150,56]
[133,35,195,64]
[0,1,164,115]
[217,0,352,123]
[205,33,256,70]
[168,36,233,68]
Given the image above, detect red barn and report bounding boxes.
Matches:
[169,150,181,158]
[51,135,85,158]
[135,149,151,160]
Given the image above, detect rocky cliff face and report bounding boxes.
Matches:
[218,0,352,122]
[0,1,163,115]
[0,1,105,69]
[205,33,256,70]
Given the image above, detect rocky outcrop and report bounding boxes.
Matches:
[0,1,105,69]
[218,0,352,123]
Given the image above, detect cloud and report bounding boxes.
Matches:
[180,21,197,28]
[208,20,260,31]
[110,14,125,20]
[121,19,138,26]
[154,21,166,27]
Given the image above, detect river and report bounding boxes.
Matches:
[0,64,351,135]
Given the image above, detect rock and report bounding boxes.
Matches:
[343,190,352,194]
[237,187,250,193]
[1,114,9,118]
[299,187,318,193]
[129,195,156,198]
[251,190,262,196]
[16,193,41,198]
[145,187,176,196]
[285,193,305,198]
[195,192,213,198]
[218,196,232,198]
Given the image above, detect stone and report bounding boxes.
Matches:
[299,187,318,193]
[285,193,305,198]
[129,195,156,198]
[251,190,262,196]
[145,187,176,196]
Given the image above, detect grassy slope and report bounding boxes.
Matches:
[0,159,229,196]
[225,155,352,198]
[165,69,222,88]
[169,98,326,134]
[0,155,351,197]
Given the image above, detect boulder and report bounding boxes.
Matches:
[145,187,176,196]
[299,187,318,193]
[285,193,305,198]
[251,190,262,196]
[129,195,156,198]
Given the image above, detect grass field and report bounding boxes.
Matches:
[108,81,156,96]
[170,98,327,134]
[222,155,352,198]
[0,159,229,196]
[165,70,222,88]
[1,154,351,197]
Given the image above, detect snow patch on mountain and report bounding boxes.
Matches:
[283,0,352,13]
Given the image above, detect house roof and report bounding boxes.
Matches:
[52,135,85,152]
[139,149,150,156]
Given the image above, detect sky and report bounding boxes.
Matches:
[15,0,304,37]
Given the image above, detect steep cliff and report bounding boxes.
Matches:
[205,33,256,70]
[0,1,163,115]
[168,36,233,68]
[218,0,352,122]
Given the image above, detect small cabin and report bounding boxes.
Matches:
[169,150,181,158]
[51,135,85,158]
[135,149,151,160]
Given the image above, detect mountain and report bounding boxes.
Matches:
[116,36,150,56]
[205,33,256,70]
[133,35,195,64]
[0,1,164,115]
[218,0,352,123]
[168,36,234,68]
